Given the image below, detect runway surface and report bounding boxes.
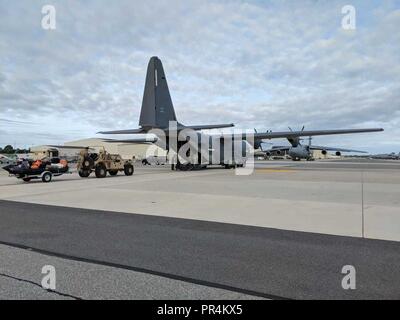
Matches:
[0,159,399,299]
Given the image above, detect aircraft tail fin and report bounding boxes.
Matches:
[139,56,177,130]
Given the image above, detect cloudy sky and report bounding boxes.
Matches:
[0,0,399,153]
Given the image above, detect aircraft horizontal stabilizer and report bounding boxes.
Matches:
[184,123,235,130]
[262,146,290,152]
[47,145,90,150]
[98,124,234,134]
[97,128,146,135]
[102,137,158,144]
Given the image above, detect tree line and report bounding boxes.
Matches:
[0,145,30,154]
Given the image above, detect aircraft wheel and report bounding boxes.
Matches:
[175,163,183,171]
[22,178,31,182]
[109,170,118,176]
[42,172,52,183]
[177,163,193,171]
[124,164,134,176]
[78,169,91,178]
[95,163,107,178]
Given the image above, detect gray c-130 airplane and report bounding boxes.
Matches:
[98,56,383,170]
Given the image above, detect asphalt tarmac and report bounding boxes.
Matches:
[0,200,399,299]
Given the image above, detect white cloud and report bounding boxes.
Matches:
[0,0,399,152]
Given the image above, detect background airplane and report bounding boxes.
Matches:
[256,127,367,161]
[369,152,400,160]
[98,56,384,170]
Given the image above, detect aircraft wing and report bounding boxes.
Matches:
[309,145,367,153]
[232,128,384,140]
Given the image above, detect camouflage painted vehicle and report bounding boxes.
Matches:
[77,148,134,178]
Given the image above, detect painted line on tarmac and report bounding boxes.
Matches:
[0,240,290,300]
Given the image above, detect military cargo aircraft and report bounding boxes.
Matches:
[98,56,383,170]
[259,128,367,161]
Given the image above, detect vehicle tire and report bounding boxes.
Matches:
[124,164,134,176]
[82,157,94,170]
[78,169,91,178]
[109,170,118,176]
[95,163,107,178]
[22,178,31,182]
[42,172,52,183]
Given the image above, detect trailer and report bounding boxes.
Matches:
[3,158,70,183]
